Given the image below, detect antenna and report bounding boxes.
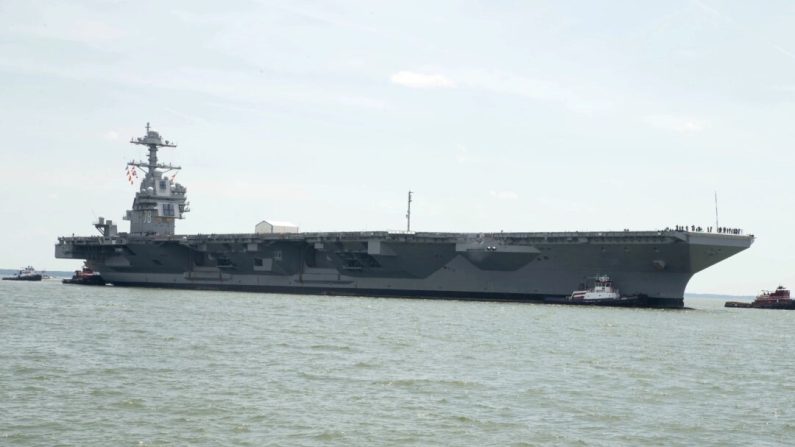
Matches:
[714,191,719,230]
[406,190,413,232]
[128,122,179,176]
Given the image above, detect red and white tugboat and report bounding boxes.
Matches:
[725,286,795,309]
[546,275,639,306]
[62,265,107,286]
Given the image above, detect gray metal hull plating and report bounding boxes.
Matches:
[55,230,753,308]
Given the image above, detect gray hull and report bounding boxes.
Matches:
[55,230,753,308]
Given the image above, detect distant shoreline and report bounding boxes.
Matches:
[685,293,754,300]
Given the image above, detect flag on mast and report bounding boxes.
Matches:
[126,165,136,185]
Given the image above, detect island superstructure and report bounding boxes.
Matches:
[55,124,755,308]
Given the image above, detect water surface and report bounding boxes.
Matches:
[1,281,792,446]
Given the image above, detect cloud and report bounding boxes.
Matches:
[390,68,610,112]
[11,11,125,46]
[692,0,733,25]
[0,57,387,112]
[773,45,795,60]
[164,107,210,126]
[390,71,456,89]
[455,146,480,164]
[104,131,119,141]
[455,69,613,113]
[490,190,518,200]
[336,95,388,110]
[190,179,311,201]
[643,115,707,133]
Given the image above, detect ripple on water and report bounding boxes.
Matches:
[1,284,794,446]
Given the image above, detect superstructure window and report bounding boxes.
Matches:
[159,179,167,190]
[162,203,175,217]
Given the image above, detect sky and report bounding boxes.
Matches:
[1,0,793,294]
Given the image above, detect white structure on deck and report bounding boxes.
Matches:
[255,220,300,234]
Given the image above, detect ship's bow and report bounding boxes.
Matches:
[684,232,754,273]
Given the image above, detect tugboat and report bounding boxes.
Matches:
[2,266,43,281]
[545,275,640,306]
[62,266,106,286]
[725,286,795,309]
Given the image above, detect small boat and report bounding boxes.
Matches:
[62,266,106,286]
[545,275,640,306]
[725,286,795,309]
[2,266,43,281]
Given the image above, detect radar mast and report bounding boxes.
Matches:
[124,123,189,236]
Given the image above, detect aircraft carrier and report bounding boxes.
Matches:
[54,124,754,308]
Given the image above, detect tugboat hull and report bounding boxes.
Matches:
[2,274,42,281]
[725,301,795,310]
[62,276,107,286]
[544,295,644,307]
